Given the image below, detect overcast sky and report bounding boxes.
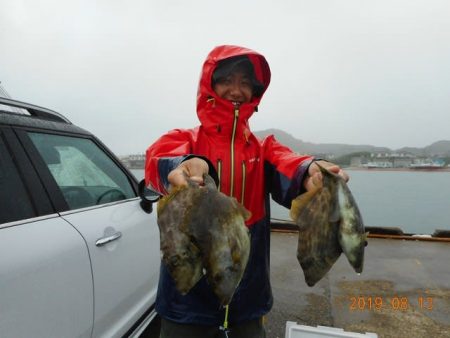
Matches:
[1,0,449,155]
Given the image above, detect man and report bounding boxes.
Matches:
[145,45,347,338]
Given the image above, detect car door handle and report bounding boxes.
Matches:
[95,231,122,246]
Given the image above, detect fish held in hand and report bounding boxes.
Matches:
[186,175,251,305]
[290,164,366,286]
[290,168,342,287]
[157,174,251,304]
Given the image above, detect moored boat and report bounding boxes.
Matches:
[409,160,446,170]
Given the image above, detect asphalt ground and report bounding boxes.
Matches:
[142,233,450,338]
[267,232,450,338]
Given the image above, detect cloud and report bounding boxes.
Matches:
[1,0,450,154]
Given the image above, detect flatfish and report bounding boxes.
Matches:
[290,164,366,286]
[157,174,251,304]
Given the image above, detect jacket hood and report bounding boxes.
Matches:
[196,45,271,137]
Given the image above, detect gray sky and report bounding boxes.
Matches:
[2,0,449,155]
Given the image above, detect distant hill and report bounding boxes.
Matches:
[397,140,450,157]
[254,129,391,157]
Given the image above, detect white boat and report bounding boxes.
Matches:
[409,161,446,170]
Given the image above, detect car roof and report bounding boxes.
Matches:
[0,97,92,136]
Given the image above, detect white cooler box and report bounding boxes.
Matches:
[285,322,378,338]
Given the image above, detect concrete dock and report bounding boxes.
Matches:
[266,232,450,338]
[143,232,450,338]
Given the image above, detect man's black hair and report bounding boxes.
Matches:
[211,55,265,98]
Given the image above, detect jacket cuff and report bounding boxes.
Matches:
[293,158,317,196]
[157,156,188,191]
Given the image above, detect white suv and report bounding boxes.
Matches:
[0,97,160,338]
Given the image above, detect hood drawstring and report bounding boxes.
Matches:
[207,97,216,107]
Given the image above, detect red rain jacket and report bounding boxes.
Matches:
[145,45,314,325]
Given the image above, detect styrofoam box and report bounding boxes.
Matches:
[285,322,378,338]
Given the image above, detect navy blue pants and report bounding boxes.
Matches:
[159,317,266,338]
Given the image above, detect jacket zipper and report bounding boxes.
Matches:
[217,159,222,192]
[241,160,246,204]
[230,107,239,197]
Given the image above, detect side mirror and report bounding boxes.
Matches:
[138,180,160,213]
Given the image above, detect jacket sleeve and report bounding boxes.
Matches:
[263,135,315,208]
[145,128,217,195]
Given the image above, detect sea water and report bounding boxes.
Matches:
[131,169,450,235]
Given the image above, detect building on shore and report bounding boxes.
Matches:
[351,152,415,168]
[349,152,448,169]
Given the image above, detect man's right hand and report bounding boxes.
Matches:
[167,158,209,188]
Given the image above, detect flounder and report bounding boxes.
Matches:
[157,174,251,305]
[290,164,366,286]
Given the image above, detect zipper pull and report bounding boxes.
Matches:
[233,102,240,117]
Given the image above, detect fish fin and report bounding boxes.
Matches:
[240,205,252,221]
[157,185,186,214]
[364,232,369,247]
[228,236,243,265]
[231,198,252,221]
[290,186,321,221]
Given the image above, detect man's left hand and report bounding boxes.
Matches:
[303,160,349,192]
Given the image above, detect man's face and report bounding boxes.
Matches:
[213,70,253,105]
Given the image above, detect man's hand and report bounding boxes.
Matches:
[303,160,349,192]
[168,158,209,188]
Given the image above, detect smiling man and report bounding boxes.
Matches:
[211,55,264,105]
[145,45,347,338]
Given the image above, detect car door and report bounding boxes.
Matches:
[0,127,93,338]
[19,129,160,338]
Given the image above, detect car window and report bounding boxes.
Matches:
[0,132,36,224]
[28,132,135,210]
